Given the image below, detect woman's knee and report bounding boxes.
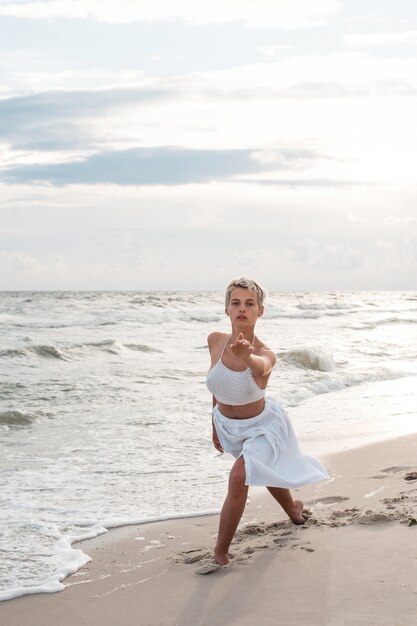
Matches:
[228,457,247,495]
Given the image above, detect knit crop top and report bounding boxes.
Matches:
[206,336,266,406]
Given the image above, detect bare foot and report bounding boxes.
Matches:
[290,499,306,525]
[214,551,230,566]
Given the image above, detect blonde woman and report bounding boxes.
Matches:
[207,277,328,566]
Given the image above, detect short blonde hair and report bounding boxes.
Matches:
[225,277,266,308]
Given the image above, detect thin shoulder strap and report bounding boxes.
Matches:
[219,335,231,358]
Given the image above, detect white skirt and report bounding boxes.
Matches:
[213,396,328,489]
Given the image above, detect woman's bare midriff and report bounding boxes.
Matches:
[217,398,265,419]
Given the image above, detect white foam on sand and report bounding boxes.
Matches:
[0,510,219,602]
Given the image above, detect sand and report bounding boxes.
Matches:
[2,431,417,626]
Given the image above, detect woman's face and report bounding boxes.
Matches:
[225,287,264,327]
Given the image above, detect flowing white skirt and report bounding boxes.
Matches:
[213,396,328,488]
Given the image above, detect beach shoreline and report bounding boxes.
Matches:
[2,431,417,626]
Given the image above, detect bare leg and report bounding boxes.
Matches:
[215,456,248,565]
[267,487,306,524]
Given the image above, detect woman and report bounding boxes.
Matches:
[207,277,328,566]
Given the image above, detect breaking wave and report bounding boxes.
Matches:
[280,348,336,372]
[0,410,40,426]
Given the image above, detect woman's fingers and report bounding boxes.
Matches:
[230,337,250,350]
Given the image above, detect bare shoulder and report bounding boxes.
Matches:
[207,331,228,345]
[207,331,228,355]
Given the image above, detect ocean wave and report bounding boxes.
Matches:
[189,314,222,323]
[81,340,162,354]
[83,340,125,354]
[0,382,26,394]
[296,303,326,310]
[285,368,410,407]
[350,316,417,330]
[124,343,163,353]
[0,410,39,426]
[0,348,27,358]
[30,345,72,361]
[0,345,72,360]
[107,309,222,324]
[378,316,417,325]
[130,296,169,307]
[13,322,82,329]
[325,310,347,317]
[296,302,355,311]
[280,348,336,372]
[264,310,324,320]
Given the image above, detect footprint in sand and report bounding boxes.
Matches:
[356,511,393,525]
[180,549,211,564]
[382,495,409,504]
[264,520,296,530]
[307,496,350,506]
[380,466,411,474]
[372,467,416,480]
[181,516,320,575]
[273,537,289,546]
[238,523,267,536]
[326,507,361,526]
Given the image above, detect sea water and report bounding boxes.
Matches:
[1,290,416,600]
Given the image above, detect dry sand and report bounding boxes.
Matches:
[2,432,417,626]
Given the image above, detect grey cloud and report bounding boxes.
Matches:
[12,138,87,151]
[0,87,173,145]
[0,146,317,186]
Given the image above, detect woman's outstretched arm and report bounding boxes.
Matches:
[230,333,276,377]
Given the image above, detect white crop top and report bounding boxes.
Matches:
[206,336,266,406]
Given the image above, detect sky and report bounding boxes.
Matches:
[1,0,417,291]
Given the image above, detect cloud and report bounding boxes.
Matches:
[383,215,417,225]
[0,87,172,144]
[1,177,416,290]
[0,0,341,28]
[344,31,417,47]
[0,250,66,272]
[288,239,364,271]
[256,45,294,58]
[1,146,319,185]
[347,213,370,223]
[374,236,417,268]
[237,178,368,188]
[181,53,417,101]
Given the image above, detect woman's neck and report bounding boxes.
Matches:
[230,327,256,343]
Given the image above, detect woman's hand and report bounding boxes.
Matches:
[229,333,254,362]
